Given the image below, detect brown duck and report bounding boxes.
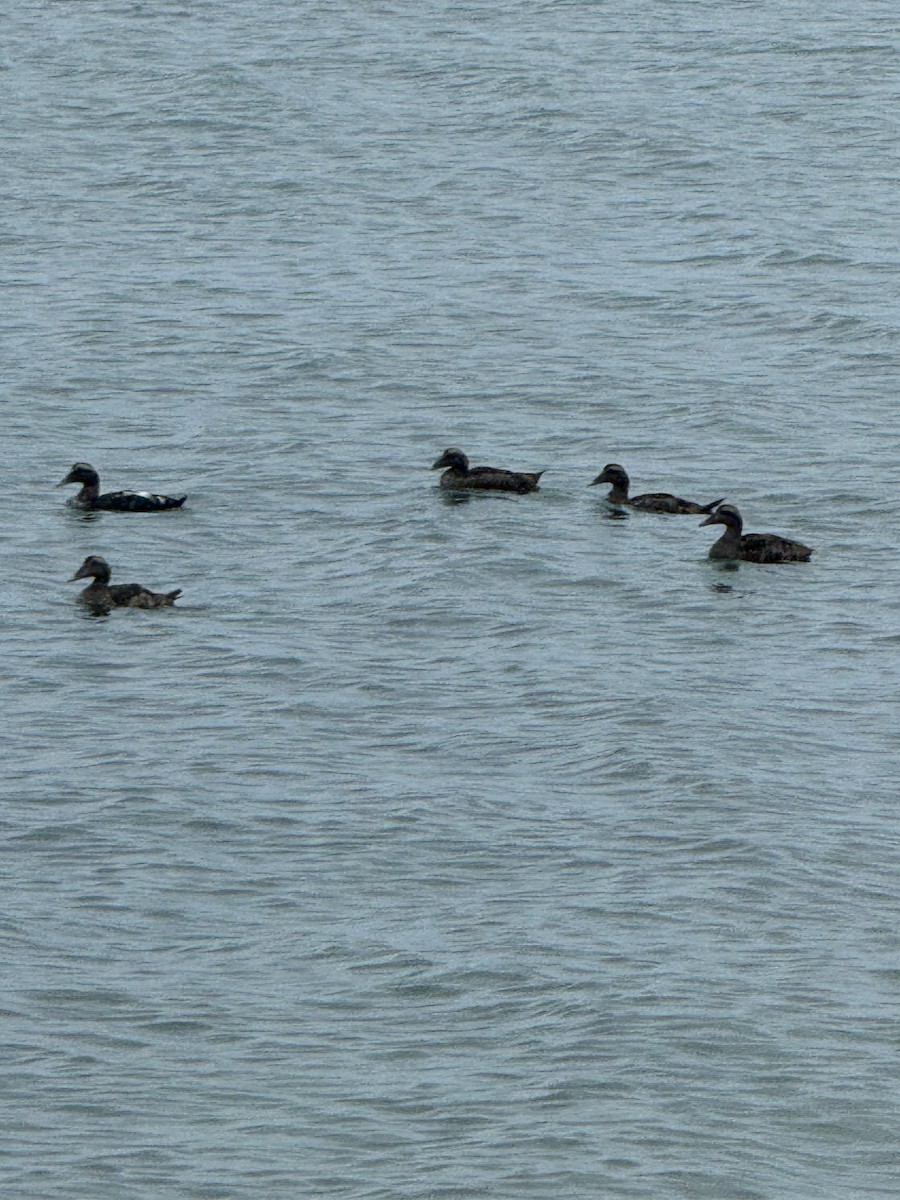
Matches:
[431,448,543,494]
[589,464,723,514]
[700,504,813,562]
[57,463,186,512]
[69,555,182,609]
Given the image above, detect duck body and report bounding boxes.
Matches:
[69,556,182,610]
[57,464,186,512]
[431,448,543,494]
[590,464,723,514]
[700,505,813,563]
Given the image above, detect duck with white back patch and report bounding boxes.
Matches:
[57,463,186,512]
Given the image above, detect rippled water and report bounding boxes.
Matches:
[4,1,900,1196]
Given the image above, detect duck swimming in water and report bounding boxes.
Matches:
[57,463,186,512]
[700,504,813,562]
[69,555,182,610]
[589,464,723,514]
[431,448,543,494]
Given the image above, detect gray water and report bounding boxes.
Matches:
[4,1,900,1196]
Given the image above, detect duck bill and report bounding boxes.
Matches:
[699,513,719,527]
[69,565,90,581]
[431,455,450,470]
[56,474,75,487]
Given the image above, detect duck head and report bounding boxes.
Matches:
[432,448,469,473]
[69,555,111,584]
[589,463,629,489]
[57,463,99,488]
[700,504,743,532]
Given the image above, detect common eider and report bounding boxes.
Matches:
[69,555,182,609]
[700,504,813,562]
[431,448,543,494]
[57,463,186,512]
[589,464,723,514]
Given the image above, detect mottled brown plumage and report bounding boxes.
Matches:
[431,448,543,494]
[57,463,186,512]
[589,464,723,514]
[700,505,813,563]
[69,556,182,610]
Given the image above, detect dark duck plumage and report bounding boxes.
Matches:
[57,463,186,512]
[431,448,543,494]
[589,464,723,514]
[69,555,182,610]
[700,504,813,563]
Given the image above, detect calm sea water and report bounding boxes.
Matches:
[4,1,900,1197]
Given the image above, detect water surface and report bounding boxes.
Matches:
[4,2,900,1196]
